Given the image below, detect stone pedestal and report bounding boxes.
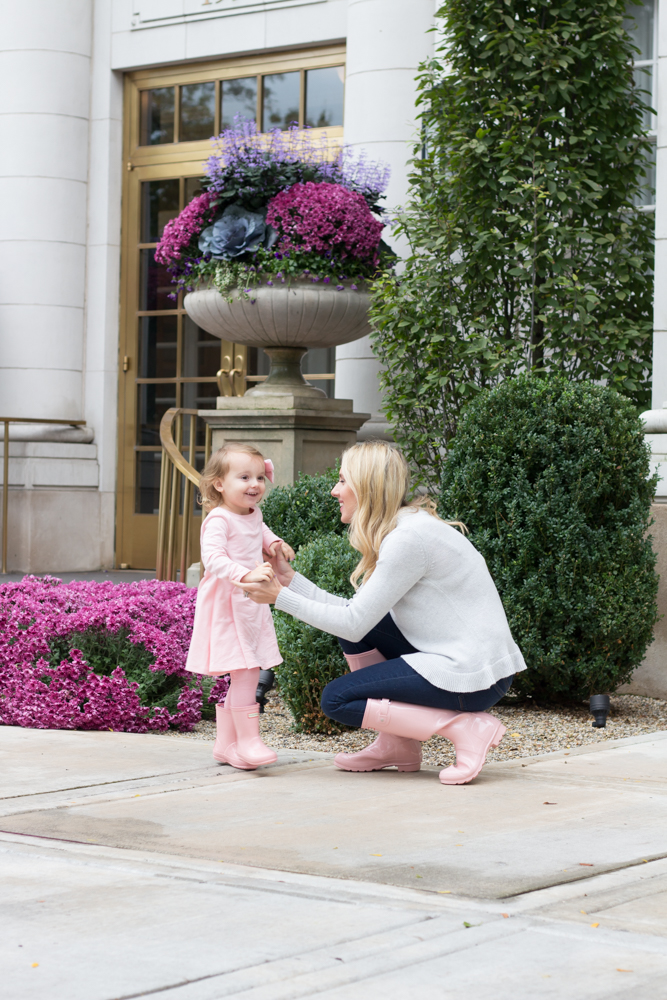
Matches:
[199,395,370,486]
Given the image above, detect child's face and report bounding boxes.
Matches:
[214,453,266,514]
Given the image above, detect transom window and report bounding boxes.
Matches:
[139,65,344,145]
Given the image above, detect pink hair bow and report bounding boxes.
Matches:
[264,458,275,483]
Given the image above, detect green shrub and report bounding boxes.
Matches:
[261,468,345,551]
[438,375,659,702]
[273,533,359,732]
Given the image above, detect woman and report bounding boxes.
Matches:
[238,441,526,785]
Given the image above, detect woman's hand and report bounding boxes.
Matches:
[267,540,296,587]
[232,575,283,604]
[240,561,274,585]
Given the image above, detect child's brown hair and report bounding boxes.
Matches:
[199,443,266,513]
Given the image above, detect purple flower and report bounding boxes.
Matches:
[336,285,344,291]
[0,577,204,734]
[350,283,358,291]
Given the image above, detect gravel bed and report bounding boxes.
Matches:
[161,690,667,766]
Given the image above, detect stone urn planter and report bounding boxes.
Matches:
[184,282,371,398]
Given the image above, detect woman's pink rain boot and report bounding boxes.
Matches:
[335,650,421,772]
[212,704,256,770]
[437,713,506,785]
[362,699,506,785]
[334,734,421,772]
[231,704,278,767]
[344,649,386,671]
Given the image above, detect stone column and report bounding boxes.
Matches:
[0,0,92,419]
[336,0,436,438]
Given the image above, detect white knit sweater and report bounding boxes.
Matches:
[274,509,527,693]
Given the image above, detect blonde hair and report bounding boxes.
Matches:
[342,441,467,589]
[199,443,266,514]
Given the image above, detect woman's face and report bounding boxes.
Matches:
[331,467,357,523]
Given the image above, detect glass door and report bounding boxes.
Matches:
[117,46,345,569]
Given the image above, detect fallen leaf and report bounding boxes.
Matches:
[580,910,587,915]
[31,963,38,968]
[501,913,509,918]
[590,922,600,928]
[455,844,463,847]
[579,863,594,867]
[463,921,473,928]
[370,853,382,857]
[415,875,423,878]
[617,969,633,973]
[544,801,557,805]
[510,732,521,737]
[437,891,451,894]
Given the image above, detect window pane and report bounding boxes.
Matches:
[305,67,344,128]
[182,316,221,378]
[135,452,163,514]
[262,72,300,131]
[140,88,175,145]
[137,384,177,446]
[140,249,176,310]
[140,179,180,243]
[625,2,654,62]
[180,82,215,142]
[302,347,335,399]
[184,176,205,204]
[139,316,177,379]
[221,77,258,129]
[634,65,654,129]
[635,142,656,207]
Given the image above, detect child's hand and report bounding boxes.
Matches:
[270,540,295,562]
[241,561,274,584]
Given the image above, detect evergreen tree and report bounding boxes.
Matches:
[371,0,655,490]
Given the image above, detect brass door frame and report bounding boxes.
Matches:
[117,46,345,569]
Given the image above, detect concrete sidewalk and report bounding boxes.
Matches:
[1,726,666,998]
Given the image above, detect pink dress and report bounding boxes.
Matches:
[186,506,283,675]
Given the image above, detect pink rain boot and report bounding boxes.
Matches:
[437,713,507,785]
[230,704,277,767]
[362,699,506,785]
[344,649,386,671]
[212,704,256,770]
[335,650,422,773]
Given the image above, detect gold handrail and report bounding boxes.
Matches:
[156,408,212,582]
[1,417,86,575]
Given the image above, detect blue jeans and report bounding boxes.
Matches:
[321,613,514,728]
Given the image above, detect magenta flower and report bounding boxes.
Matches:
[155,192,216,266]
[0,577,225,733]
[266,182,384,264]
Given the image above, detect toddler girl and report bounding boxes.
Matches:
[186,443,294,769]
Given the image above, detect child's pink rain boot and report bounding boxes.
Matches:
[212,704,256,770]
[362,699,506,785]
[335,650,422,772]
[231,704,278,767]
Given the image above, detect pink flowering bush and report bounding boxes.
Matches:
[0,577,228,733]
[266,182,384,264]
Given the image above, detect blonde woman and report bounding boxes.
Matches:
[238,441,527,785]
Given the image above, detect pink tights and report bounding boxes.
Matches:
[224,668,260,709]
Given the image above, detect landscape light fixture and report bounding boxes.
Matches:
[589,694,610,728]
